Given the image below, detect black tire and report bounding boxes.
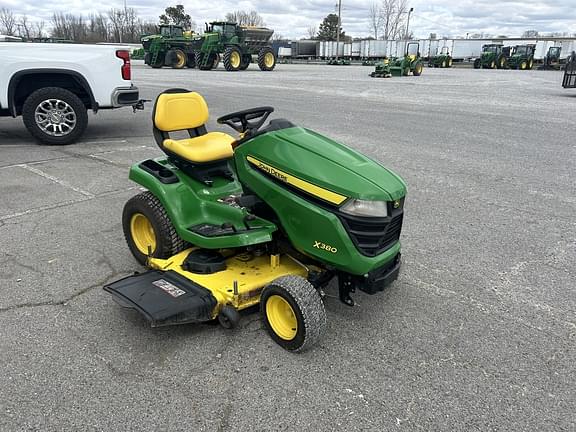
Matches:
[22,87,88,146]
[447,56,453,67]
[186,53,196,68]
[473,58,481,69]
[413,62,423,76]
[218,306,241,329]
[170,49,187,69]
[195,51,207,70]
[496,56,506,69]
[441,59,446,68]
[239,54,251,70]
[122,191,188,266]
[150,52,164,68]
[527,57,534,70]
[144,52,151,65]
[261,275,326,352]
[257,47,276,71]
[223,46,242,71]
[489,60,496,69]
[212,53,220,69]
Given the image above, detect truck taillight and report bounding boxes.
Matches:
[116,50,131,80]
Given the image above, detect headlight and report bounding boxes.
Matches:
[340,199,388,217]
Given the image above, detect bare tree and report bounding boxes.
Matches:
[0,7,16,35]
[35,20,45,38]
[306,25,317,39]
[19,15,31,39]
[225,10,265,27]
[368,3,382,40]
[379,0,407,40]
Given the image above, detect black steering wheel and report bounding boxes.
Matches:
[217,106,274,135]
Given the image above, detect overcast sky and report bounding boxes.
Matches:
[1,0,575,39]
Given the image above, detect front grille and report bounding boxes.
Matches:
[339,212,403,257]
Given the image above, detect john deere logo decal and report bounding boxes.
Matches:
[393,200,401,209]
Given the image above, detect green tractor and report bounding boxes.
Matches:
[142,25,198,69]
[371,42,423,78]
[473,44,510,69]
[194,21,276,71]
[506,44,535,70]
[428,46,453,68]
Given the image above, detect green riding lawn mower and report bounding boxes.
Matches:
[104,89,406,352]
[370,42,423,78]
[428,46,453,68]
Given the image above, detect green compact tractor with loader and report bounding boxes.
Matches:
[142,25,198,69]
[194,21,276,71]
[506,44,535,70]
[428,46,453,68]
[104,89,406,352]
[370,42,423,78]
[473,44,511,69]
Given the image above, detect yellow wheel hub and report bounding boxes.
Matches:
[264,52,275,68]
[176,52,186,68]
[130,213,156,255]
[230,51,241,68]
[266,295,297,340]
[521,62,526,70]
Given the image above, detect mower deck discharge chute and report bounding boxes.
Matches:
[104,89,407,352]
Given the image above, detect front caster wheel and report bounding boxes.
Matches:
[122,191,188,265]
[218,306,241,329]
[261,275,326,352]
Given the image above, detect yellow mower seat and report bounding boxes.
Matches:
[154,91,235,164]
[163,133,234,163]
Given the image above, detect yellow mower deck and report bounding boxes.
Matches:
[149,249,307,316]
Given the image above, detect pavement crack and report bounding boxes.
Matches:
[0,271,128,313]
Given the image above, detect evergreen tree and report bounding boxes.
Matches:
[316,14,345,41]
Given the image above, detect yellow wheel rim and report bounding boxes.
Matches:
[264,52,275,68]
[520,61,526,70]
[176,52,186,68]
[130,213,156,255]
[230,51,241,68]
[266,295,297,340]
[416,64,422,74]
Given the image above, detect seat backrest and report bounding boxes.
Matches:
[154,91,209,132]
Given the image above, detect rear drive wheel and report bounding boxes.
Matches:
[473,58,481,69]
[239,54,251,70]
[22,87,88,145]
[413,62,423,76]
[186,53,196,68]
[528,58,534,70]
[170,49,187,69]
[497,56,506,69]
[261,275,326,352]
[441,59,446,68]
[223,46,242,71]
[489,60,496,69]
[258,47,276,71]
[447,57,453,67]
[122,191,188,266]
[520,60,527,70]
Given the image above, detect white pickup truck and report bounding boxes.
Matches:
[0,42,143,145]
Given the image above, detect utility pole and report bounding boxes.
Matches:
[335,0,342,61]
[405,7,414,40]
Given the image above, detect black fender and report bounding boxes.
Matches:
[7,68,98,117]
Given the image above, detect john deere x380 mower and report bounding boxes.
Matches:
[104,89,406,352]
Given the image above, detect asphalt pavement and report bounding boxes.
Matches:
[1,62,575,431]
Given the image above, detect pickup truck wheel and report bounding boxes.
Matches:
[22,87,88,145]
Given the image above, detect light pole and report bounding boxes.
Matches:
[335,0,342,61]
[405,7,414,40]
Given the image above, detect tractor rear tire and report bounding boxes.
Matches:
[413,62,423,76]
[196,51,211,70]
[261,275,326,352]
[186,53,196,68]
[258,47,276,71]
[441,60,446,68]
[169,49,187,69]
[223,46,242,71]
[239,54,251,70]
[447,57,453,67]
[122,191,188,266]
[489,60,496,69]
[520,60,527,70]
[496,56,506,69]
[528,57,534,70]
[473,59,481,69]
